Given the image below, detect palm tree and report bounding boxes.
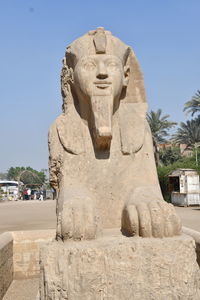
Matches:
[184,90,200,116]
[172,116,200,166]
[147,109,177,166]
[172,116,200,147]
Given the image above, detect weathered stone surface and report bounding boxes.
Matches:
[12,230,55,279]
[39,233,200,300]
[48,27,181,241]
[0,232,13,300]
[3,279,39,300]
[183,226,200,267]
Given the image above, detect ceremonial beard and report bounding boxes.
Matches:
[90,86,114,150]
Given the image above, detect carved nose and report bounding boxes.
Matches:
[96,63,108,79]
[96,73,108,79]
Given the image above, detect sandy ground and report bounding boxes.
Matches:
[0,199,199,233]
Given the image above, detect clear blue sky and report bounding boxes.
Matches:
[0,0,200,172]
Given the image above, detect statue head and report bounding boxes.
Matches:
[61,27,146,151]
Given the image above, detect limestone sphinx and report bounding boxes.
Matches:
[48,27,181,240]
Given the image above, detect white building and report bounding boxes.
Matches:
[169,169,200,206]
[0,180,23,200]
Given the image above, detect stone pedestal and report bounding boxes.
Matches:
[39,230,200,300]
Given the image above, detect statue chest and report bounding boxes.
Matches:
[62,150,142,192]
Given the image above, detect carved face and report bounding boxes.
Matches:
[73,54,129,150]
[73,55,126,101]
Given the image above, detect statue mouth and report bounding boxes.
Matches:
[94,81,112,89]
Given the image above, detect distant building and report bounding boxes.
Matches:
[159,143,193,157]
[0,180,23,200]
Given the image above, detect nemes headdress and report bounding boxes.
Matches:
[65,27,130,68]
[59,28,148,155]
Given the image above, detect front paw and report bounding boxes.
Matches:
[121,199,181,238]
[61,195,99,241]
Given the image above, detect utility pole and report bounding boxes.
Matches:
[194,142,200,167]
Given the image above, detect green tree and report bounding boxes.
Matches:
[0,172,8,180]
[147,109,177,165]
[184,90,200,116]
[172,116,200,147]
[159,147,181,166]
[7,166,46,186]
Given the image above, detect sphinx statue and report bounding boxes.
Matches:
[48,27,181,241]
[40,28,200,300]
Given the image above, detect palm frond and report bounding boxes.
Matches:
[184,90,200,116]
[147,109,177,144]
[172,116,200,146]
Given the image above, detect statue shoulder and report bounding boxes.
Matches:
[50,110,85,155]
[48,115,64,191]
[48,115,63,139]
[48,115,61,149]
[119,102,148,154]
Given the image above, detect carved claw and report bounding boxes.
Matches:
[121,199,181,238]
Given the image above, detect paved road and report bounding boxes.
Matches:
[175,206,200,232]
[0,200,56,234]
[0,200,199,233]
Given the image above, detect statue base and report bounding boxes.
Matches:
[39,229,200,300]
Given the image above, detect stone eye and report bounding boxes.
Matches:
[107,61,118,69]
[84,61,96,70]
